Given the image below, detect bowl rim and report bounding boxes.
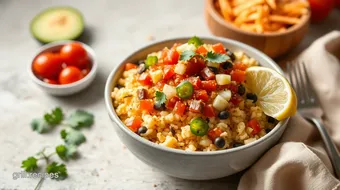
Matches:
[28,40,98,89]
[205,0,310,37]
[104,36,290,156]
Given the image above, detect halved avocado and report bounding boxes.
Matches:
[30,7,84,43]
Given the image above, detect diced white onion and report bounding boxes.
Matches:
[218,90,231,101]
[216,74,231,85]
[163,84,177,99]
[174,63,187,75]
[176,43,196,53]
[213,95,228,111]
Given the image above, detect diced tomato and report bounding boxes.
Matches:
[231,70,246,83]
[196,46,208,55]
[163,65,175,80]
[201,67,216,80]
[203,104,216,117]
[174,74,186,85]
[212,43,226,54]
[156,81,165,89]
[185,56,206,76]
[233,63,248,71]
[201,80,217,91]
[189,100,203,113]
[167,96,180,109]
[227,84,238,93]
[230,94,243,105]
[187,77,202,90]
[174,101,186,116]
[140,99,154,112]
[163,49,179,65]
[194,90,209,102]
[138,73,153,86]
[208,128,223,141]
[126,116,143,132]
[248,119,261,135]
[125,63,137,71]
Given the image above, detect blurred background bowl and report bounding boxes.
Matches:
[28,41,97,96]
[204,0,310,58]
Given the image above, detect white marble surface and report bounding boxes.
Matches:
[0,0,339,189]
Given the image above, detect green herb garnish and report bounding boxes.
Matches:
[206,51,230,63]
[21,157,38,172]
[64,110,94,129]
[179,50,196,61]
[155,91,167,105]
[44,107,63,125]
[46,162,68,180]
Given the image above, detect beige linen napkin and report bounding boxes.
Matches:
[238,31,340,190]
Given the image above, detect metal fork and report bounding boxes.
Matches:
[286,61,340,178]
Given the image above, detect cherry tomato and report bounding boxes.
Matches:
[231,70,246,83]
[208,128,223,141]
[196,46,208,55]
[163,49,179,65]
[163,65,175,80]
[203,104,216,118]
[43,78,59,85]
[140,99,154,112]
[126,116,143,132]
[212,43,226,54]
[59,66,84,84]
[174,101,186,116]
[308,0,334,22]
[33,52,63,79]
[194,90,209,102]
[201,80,217,91]
[166,96,180,109]
[138,73,153,86]
[60,42,88,67]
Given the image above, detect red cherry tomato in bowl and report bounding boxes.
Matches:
[59,66,84,85]
[308,0,334,23]
[60,42,88,67]
[43,78,59,85]
[33,52,63,79]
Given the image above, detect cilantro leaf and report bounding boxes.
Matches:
[179,50,196,61]
[206,51,230,63]
[44,107,63,125]
[56,144,77,160]
[64,110,94,129]
[46,162,68,180]
[31,118,50,133]
[188,36,203,47]
[155,91,166,105]
[21,157,38,172]
[62,128,86,146]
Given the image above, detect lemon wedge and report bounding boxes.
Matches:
[246,66,297,120]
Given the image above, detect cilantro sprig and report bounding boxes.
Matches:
[206,51,230,63]
[180,50,196,61]
[155,91,167,105]
[22,107,94,189]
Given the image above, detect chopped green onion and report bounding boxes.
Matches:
[176,81,194,99]
[190,118,209,136]
[145,56,158,68]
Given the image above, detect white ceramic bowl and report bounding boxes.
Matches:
[28,41,97,96]
[105,37,289,180]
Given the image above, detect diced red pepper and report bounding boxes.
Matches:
[212,43,226,54]
[248,119,261,135]
[196,46,208,55]
[163,49,179,65]
[194,90,209,102]
[138,73,153,86]
[203,104,216,117]
[163,65,175,80]
[230,94,243,105]
[126,116,143,132]
[233,63,248,71]
[208,128,223,141]
[125,63,137,71]
[187,77,202,90]
[174,101,186,116]
[231,70,246,83]
[189,100,203,113]
[185,56,206,76]
[201,80,217,91]
[166,96,180,109]
[140,99,154,112]
[200,67,216,80]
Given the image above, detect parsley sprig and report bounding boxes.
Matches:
[22,107,94,189]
